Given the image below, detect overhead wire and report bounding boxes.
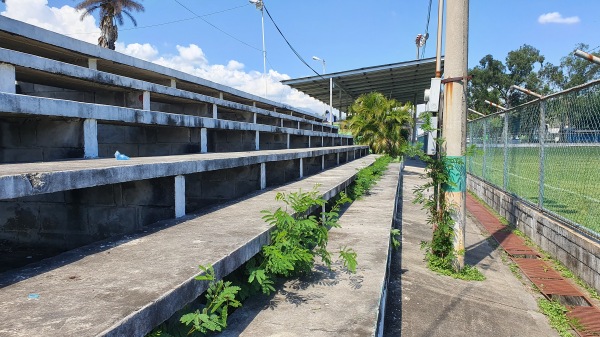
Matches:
[420,0,433,59]
[262,4,324,80]
[173,0,261,51]
[62,3,250,36]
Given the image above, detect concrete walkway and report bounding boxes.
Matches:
[393,160,558,337]
[218,162,402,337]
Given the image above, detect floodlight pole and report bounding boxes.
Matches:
[313,56,333,123]
[250,0,267,96]
[442,0,469,271]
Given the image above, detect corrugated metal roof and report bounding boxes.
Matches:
[282,57,443,112]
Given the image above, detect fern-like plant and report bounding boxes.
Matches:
[248,187,354,294]
[180,265,241,335]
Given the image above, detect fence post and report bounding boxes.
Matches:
[503,112,509,190]
[538,100,546,209]
[468,124,473,173]
[482,120,487,178]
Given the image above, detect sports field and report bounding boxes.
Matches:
[468,144,600,234]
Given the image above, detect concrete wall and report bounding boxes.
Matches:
[467,174,600,293]
[266,159,301,187]
[207,130,256,152]
[217,108,253,123]
[303,156,322,177]
[324,153,338,169]
[259,132,288,151]
[185,165,260,213]
[98,124,201,158]
[0,116,84,163]
[290,135,310,149]
[0,177,175,250]
[256,115,279,127]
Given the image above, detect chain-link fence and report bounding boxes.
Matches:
[468,79,600,237]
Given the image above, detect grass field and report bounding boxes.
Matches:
[468,145,600,234]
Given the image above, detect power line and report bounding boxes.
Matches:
[173,0,261,51]
[262,4,324,79]
[421,0,433,58]
[63,4,250,36]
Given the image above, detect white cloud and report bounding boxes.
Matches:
[538,12,580,24]
[1,0,326,115]
[1,0,100,44]
[115,42,159,61]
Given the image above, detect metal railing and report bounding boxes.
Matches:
[467,79,600,238]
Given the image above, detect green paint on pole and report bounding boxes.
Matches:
[443,156,466,192]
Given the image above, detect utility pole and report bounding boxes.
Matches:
[442,0,469,270]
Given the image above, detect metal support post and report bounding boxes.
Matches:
[503,112,509,191]
[539,100,546,208]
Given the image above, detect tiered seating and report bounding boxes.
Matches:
[0,16,369,336]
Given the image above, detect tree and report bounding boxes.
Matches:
[345,92,413,157]
[76,0,145,50]
[553,43,600,89]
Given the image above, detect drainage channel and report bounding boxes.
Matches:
[466,194,600,337]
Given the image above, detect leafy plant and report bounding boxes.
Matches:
[247,187,354,294]
[339,246,358,273]
[391,228,401,250]
[538,299,575,337]
[347,155,392,200]
[343,92,413,157]
[180,265,241,335]
[412,115,483,278]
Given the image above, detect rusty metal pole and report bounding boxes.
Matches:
[442,0,469,270]
[575,49,600,65]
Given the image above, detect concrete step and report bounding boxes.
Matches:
[217,162,401,337]
[0,92,346,141]
[0,16,323,122]
[0,47,333,132]
[0,155,377,337]
[0,146,367,199]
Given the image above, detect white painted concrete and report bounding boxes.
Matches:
[212,104,218,119]
[299,158,304,178]
[175,175,185,218]
[88,58,97,70]
[200,128,208,153]
[321,155,325,170]
[83,118,98,158]
[170,79,176,88]
[260,163,266,190]
[0,16,325,121]
[0,63,15,93]
[255,131,260,151]
[287,134,290,149]
[142,91,150,110]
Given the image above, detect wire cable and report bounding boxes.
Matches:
[263,4,324,79]
[173,0,261,51]
[62,3,250,36]
[420,0,433,58]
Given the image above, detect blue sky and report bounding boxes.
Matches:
[1,0,598,113]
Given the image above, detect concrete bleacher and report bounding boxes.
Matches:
[0,16,370,337]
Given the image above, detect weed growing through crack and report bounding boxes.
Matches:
[538,299,576,337]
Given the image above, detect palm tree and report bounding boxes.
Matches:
[76,0,145,50]
[345,92,413,158]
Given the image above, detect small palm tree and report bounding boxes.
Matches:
[345,92,413,157]
[76,0,145,50]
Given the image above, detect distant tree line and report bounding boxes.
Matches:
[468,43,600,117]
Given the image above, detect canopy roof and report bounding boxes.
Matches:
[282,57,443,113]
